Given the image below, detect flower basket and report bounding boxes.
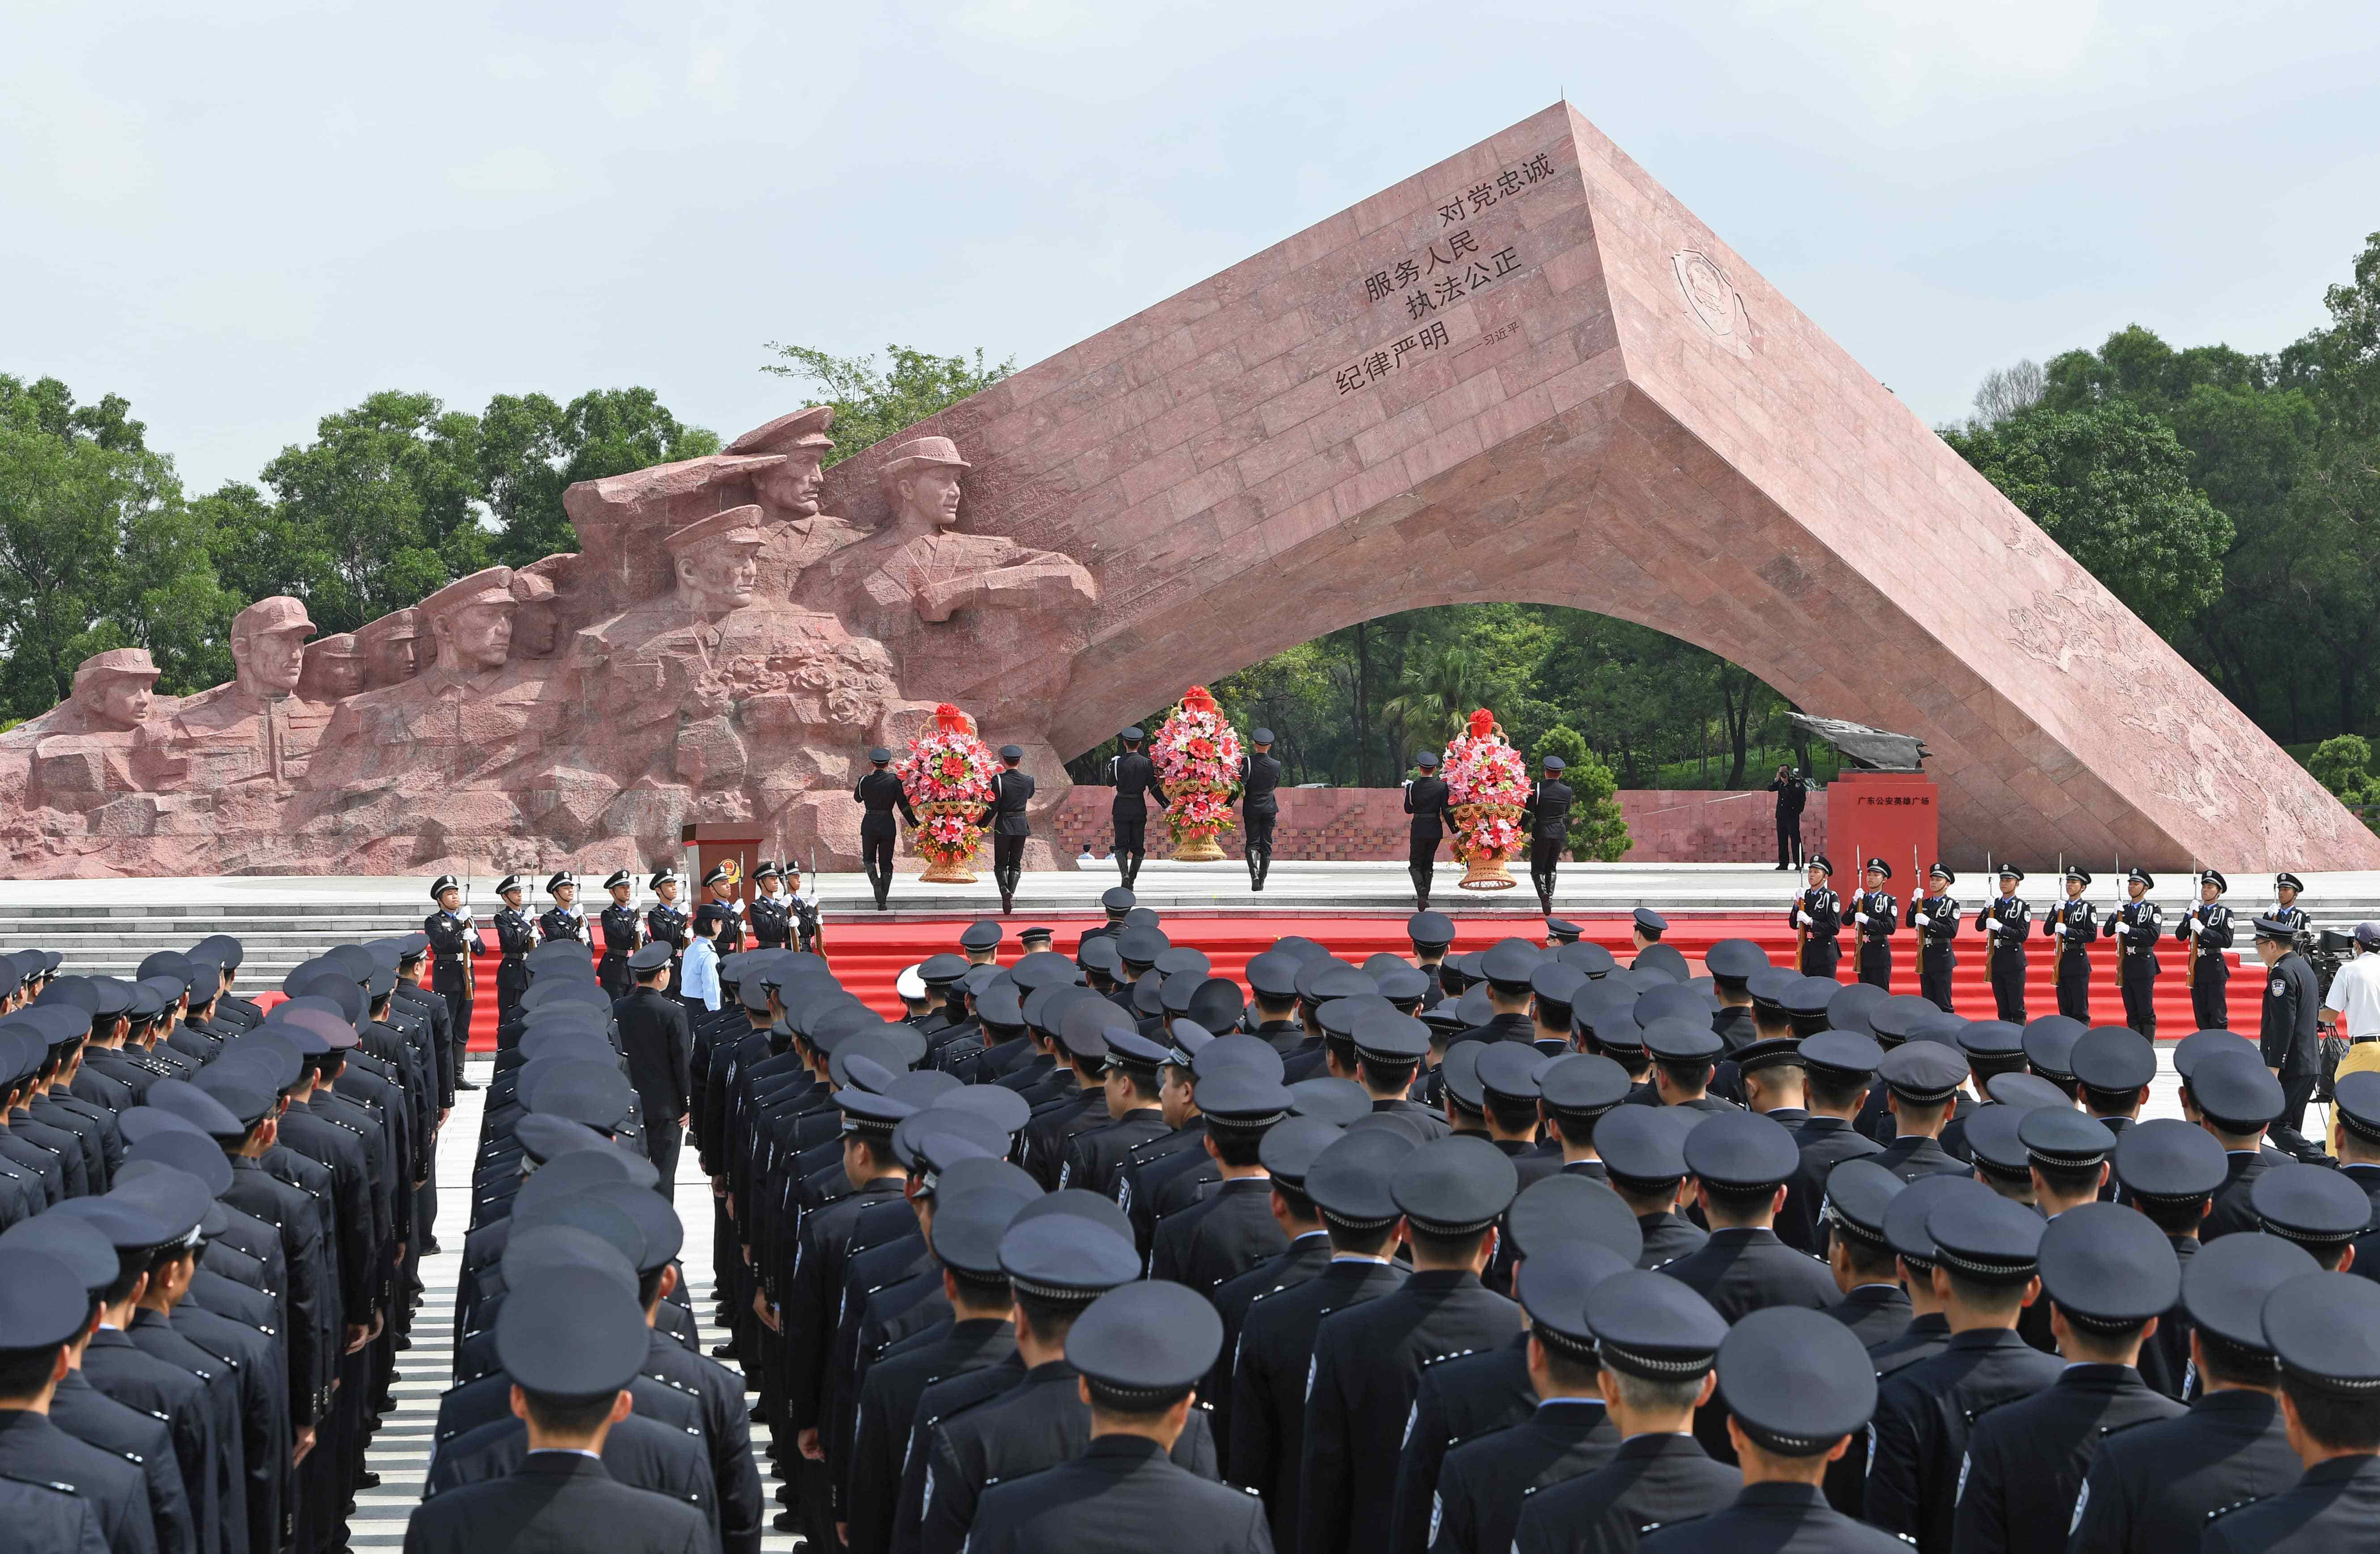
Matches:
[895,705,997,884]
[1443,709,1530,891]
[1152,686,1244,863]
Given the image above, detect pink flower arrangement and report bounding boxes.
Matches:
[1153,686,1245,845]
[1442,709,1529,862]
[896,704,998,867]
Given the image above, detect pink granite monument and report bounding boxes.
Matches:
[0,101,2369,875]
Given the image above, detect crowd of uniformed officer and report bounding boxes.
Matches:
[0,928,454,1554]
[10,849,2380,1554]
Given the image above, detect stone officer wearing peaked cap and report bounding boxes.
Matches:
[1239,727,1282,891]
[1105,726,1167,893]
[854,746,918,911]
[961,1282,1269,1554]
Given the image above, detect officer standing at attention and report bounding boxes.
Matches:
[745,862,791,950]
[1847,858,1897,991]
[2255,913,2325,1136]
[854,747,919,911]
[1403,751,1450,912]
[424,874,487,1055]
[491,874,536,1030]
[699,863,745,954]
[1523,755,1574,918]
[1789,857,1841,979]
[537,873,585,949]
[780,861,822,953]
[2268,870,2312,937]
[978,745,1035,916]
[2044,866,2098,1021]
[645,868,690,992]
[1662,1112,1841,1320]
[961,1282,1269,1554]
[2202,1272,2380,1553]
[1637,1309,1906,1554]
[595,870,642,1000]
[1903,864,1960,1012]
[1974,867,2033,1023]
[1238,728,1282,892]
[2103,867,2163,1038]
[400,1268,710,1554]
[615,941,693,1194]
[2178,869,2235,1029]
[1106,727,1168,892]
[0,1248,162,1554]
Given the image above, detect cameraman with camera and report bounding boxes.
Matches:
[2322,923,2380,1150]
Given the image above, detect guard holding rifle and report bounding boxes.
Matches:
[538,871,586,946]
[2045,865,2097,1021]
[1905,862,1961,1012]
[2103,867,2163,1038]
[1975,866,2032,1022]
[424,873,487,1054]
[647,866,690,992]
[1790,855,1842,979]
[1850,857,1897,990]
[747,861,792,949]
[2178,868,2234,1028]
[783,860,823,953]
[596,867,642,998]
[491,873,536,1028]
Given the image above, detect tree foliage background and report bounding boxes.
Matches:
[7,230,2380,810]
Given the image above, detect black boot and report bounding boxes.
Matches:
[1247,851,1262,891]
[1257,849,1272,891]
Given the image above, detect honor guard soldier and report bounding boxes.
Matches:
[745,862,791,950]
[2044,866,2098,1021]
[1848,858,1898,990]
[1975,866,2033,1022]
[780,861,822,953]
[2203,1272,2380,1553]
[1637,1308,1905,1554]
[1904,864,1961,1012]
[1403,750,1450,910]
[1238,728,1281,891]
[1789,856,1842,979]
[491,874,536,1030]
[595,870,642,1000]
[699,863,745,954]
[1951,1204,2185,1554]
[1105,727,1168,891]
[854,747,918,911]
[2104,868,2164,1037]
[2268,870,2311,938]
[644,868,690,992]
[538,872,586,947]
[962,1281,1267,1554]
[2068,1210,2312,1550]
[1520,755,1574,917]
[403,1267,711,1554]
[425,874,488,1055]
[2178,869,2235,1029]
[978,745,1034,915]
[0,1249,162,1554]
[2255,914,2325,1136]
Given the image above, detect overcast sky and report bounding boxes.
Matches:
[7,0,2377,493]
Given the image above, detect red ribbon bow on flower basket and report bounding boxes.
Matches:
[1467,708,1495,741]
[932,703,974,736]
[1183,685,1219,716]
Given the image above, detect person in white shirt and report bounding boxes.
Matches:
[2322,922,2380,1043]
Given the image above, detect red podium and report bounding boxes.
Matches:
[680,823,764,902]
[1827,771,1941,878]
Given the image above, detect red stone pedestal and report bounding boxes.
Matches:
[1827,772,1941,878]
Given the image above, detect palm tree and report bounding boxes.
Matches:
[1381,643,1489,765]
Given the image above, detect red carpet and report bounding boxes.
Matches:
[462,913,2261,1050]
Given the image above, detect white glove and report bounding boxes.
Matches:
[2053,923,2065,937]
[1794,910,1808,927]
[2184,916,2198,936]
[1855,911,1869,925]
[1983,917,2000,933]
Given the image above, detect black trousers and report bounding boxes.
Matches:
[1857,942,1892,991]
[1244,810,1275,857]
[993,833,1027,897]
[495,958,528,1034]
[861,831,895,905]
[1112,804,1147,856]
[2279,1068,2318,1135]
[2120,964,2157,1038]
[1919,947,1956,1012]
[1776,812,1803,868]
[1408,834,1440,905]
[434,973,471,1064]
[2192,960,2230,1029]
[2055,950,2091,1021]
[1989,950,2028,1022]
[1799,939,1840,979]
[647,1120,682,1197]
[597,952,629,1000]
[1529,836,1563,909]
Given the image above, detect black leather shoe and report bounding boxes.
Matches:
[454,1077,480,1090]
[772,1512,802,1533]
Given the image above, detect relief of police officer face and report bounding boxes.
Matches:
[237,626,310,697]
[760,454,825,517]
[676,544,759,613]
[85,677,156,730]
[437,602,514,673]
[894,468,963,531]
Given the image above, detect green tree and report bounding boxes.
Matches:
[2310,735,2375,802]
[1541,733,1631,861]
[479,388,720,567]
[760,343,1013,466]
[1943,400,2232,634]
[1380,642,1490,757]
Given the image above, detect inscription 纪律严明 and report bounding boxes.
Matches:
[1333,321,1453,396]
